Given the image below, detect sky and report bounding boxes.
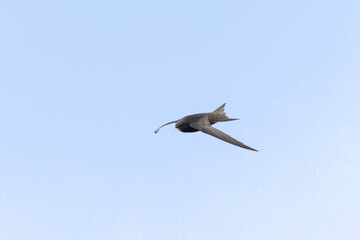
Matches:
[1,0,360,239]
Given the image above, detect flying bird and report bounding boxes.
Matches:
[154,103,258,151]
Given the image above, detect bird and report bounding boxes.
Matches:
[154,103,258,151]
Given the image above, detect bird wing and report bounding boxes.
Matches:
[190,116,258,151]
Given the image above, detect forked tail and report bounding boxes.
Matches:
[212,103,239,122]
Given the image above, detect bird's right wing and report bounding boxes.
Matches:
[154,120,178,133]
[190,116,258,151]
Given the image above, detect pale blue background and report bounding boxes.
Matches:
[1,0,360,239]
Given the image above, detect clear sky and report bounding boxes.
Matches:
[1,0,360,239]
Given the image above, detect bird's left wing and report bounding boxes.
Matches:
[190,116,258,151]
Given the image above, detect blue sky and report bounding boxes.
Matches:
[1,0,360,239]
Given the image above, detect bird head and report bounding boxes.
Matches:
[175,120,184,129]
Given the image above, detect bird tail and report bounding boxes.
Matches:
[212,103,239,122]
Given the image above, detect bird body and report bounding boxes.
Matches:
[175,113,210,132]
[154,103,258,151]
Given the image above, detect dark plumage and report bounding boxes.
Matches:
[154,103,258,151]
